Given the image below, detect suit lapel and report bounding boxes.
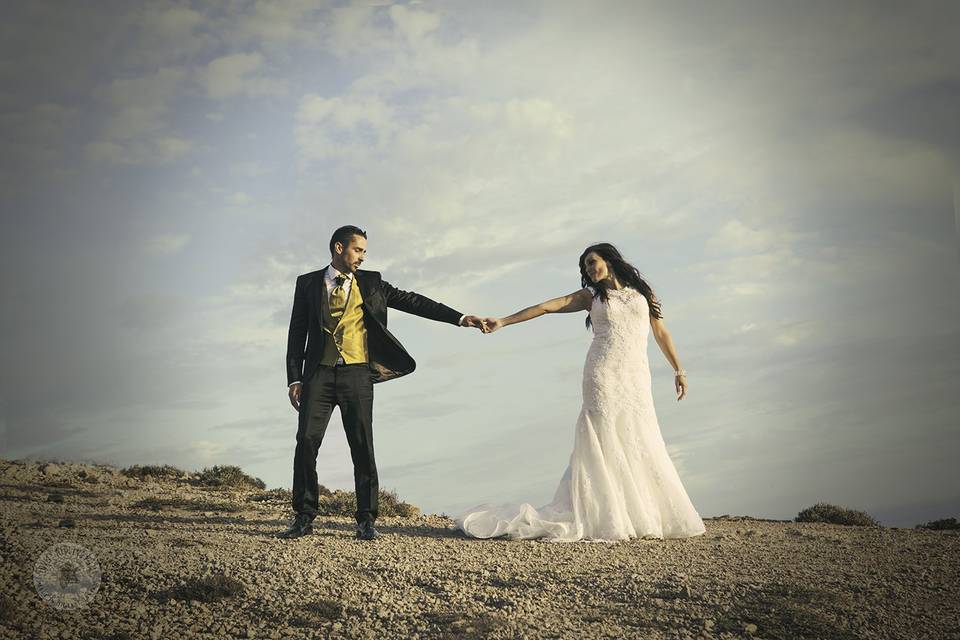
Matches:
[356,270,372,303]
[313,265,330,321]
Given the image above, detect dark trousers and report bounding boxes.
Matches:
[293,363,378,525]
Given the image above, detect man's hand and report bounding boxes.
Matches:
[288,382,302,411]
[460,315,486,330]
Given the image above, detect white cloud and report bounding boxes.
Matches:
[706,219,775,254]
[327,5,382,57]
[774,321,815,347]
[225,0,325,51]
[389,5,440,44]
[119,5,213,68]
[154,136,193,161]
[504,98,573,139]
[83,141,125,165]
[145,233,191,256]
[83,136,193,166]
[295,93,396,160]
[203,52,287,100]
[86,67,192,165]
[150,5,204,34]
[229,162,269,178]
[96,67,185,140]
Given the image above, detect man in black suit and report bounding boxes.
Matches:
[282,225,483,540]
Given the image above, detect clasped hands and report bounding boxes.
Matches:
[460,316,503,334]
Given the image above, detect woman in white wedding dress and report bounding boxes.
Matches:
[452,243,707,542]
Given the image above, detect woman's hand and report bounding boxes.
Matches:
[481,318,504,334]
[675,374,687,401]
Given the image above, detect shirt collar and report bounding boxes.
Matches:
[326,264,352,282]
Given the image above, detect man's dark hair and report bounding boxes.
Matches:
[329,225,367,255]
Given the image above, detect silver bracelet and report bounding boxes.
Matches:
[674,369,687,377]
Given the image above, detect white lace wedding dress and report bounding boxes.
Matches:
[452,285,707,542]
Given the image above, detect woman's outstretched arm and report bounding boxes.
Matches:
[482,288,592,333]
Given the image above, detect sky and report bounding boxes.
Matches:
[2,0,958,528]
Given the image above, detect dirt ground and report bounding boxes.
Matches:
[1,459,957,640]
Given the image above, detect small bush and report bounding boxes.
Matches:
[195,465,265,490]
[916,517,959,530]
[318,488,420,518]
[795,502,879,527]
[289,599,345,626]
[426,611,505,639]
[161,572,245,603]
[121,464,185,480]
[248,485,340,505]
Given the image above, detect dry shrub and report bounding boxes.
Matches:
[160,572,245,603]
[795,502,878,527]
[289,598,345,626]
[195,465,265,490]
[121,464,185,480]
[916,517,959,530]
[319,488,420,517]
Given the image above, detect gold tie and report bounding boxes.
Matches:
[330,274,348,322]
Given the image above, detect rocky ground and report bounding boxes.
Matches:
[0,458,957,640]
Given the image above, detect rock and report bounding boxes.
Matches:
[743,622,758,634]
[40,463,60,476]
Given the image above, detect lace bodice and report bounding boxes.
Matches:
[582,286,653,415]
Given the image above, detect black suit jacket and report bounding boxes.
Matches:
[286,267,463,385]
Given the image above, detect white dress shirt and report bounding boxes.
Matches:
[324,264,354,306]
[288,264,467,387]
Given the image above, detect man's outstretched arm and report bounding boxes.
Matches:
[381,279,483,328]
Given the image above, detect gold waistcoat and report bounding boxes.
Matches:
[321,279,369,365]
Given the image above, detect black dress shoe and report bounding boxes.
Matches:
[355,521,381,540]
[280,513,313,538]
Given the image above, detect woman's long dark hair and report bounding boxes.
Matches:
[579,243,663,328]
